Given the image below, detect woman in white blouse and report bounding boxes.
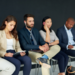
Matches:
[40,16,69,75]
[0,15,31,75]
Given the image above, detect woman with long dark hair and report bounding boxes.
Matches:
[0,15,31,75]
[40,16,69,75]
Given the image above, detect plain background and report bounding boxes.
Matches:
[0,0,75,32]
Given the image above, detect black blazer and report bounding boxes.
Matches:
[56,26,75,51]
[18,26,46,53]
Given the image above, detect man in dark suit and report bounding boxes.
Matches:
[56,17,75,56]
[18,14,56,72]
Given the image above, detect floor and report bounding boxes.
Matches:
[19,61,75,75]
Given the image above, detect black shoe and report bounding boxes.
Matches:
[36,58,51,68]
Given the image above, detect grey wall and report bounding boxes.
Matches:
[0,0,75,31]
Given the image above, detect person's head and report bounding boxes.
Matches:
[65,17,75,29]
[24,14,34,29]
[0,15,18,40]
[41,16,52,32]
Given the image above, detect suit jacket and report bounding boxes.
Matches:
[0,30,23,57]
[56,26,75,51]
[18,26,46,52]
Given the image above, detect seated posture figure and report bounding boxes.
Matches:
[39,16,69,75]
[57,18,75,57]
[0,15,31,75]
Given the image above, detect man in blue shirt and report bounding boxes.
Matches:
[57,18,75,56]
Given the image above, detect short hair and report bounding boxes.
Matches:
[66,17,75,22]
[24,14,34,20]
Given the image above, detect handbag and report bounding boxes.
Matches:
[66,66,75,75]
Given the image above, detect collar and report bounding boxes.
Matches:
[64,25,71,31]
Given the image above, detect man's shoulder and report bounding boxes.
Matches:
[57,26,64,31]
[18,26,25,33]
[32,28,39,32]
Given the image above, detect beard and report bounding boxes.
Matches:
[25,23,34,28]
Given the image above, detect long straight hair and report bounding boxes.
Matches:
[41,16,52,32]
[0,15,18,40]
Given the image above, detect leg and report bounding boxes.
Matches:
[29,51,42,62]
[53,51,69,74]
[0,58,15,75]
[65,49,75,57]
[59,51,69,70]
[29,51,50,75]
[44,45,61,60]
[3,57,21,75]
[16,55,31,75]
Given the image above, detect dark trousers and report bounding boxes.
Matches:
[64,49,75,57]
[3,50,31,75]
[53,51,69,72]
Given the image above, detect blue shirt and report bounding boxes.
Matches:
[64,25,75,49]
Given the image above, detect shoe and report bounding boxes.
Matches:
[36,58,51,68]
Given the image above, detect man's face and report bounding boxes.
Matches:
[66,20,75,29]
[25,17,34,28]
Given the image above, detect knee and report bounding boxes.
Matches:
[24,56,31,64]
[15,60,21,67]
[59,55,64,61]
[10,64,16,73]
[27,56,31,63]
[65,55,69,60]
[56,45,61,50]
[7,63,16,74]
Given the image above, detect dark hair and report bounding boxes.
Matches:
[0,15,18,40]
[41,16,52,32]
[66,17,75,22]
[24,14,34,21]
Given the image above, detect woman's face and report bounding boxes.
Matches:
[44,18,52,28]
[5,21,16,31]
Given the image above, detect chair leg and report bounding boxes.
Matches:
[35,64,37,75]
[50,60,53,75]
[69,57,71,66]
[35,64,39,75]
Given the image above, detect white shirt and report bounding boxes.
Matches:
[6,39,14,50]
[64,25,75,49]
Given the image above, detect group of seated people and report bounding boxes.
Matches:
[0,14,75,75]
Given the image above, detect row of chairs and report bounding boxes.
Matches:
[0,56,74,75]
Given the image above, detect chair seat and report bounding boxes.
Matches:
[69,56,75,58]
[20,62,37,67]
[51,59,57,61]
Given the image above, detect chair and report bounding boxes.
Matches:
[50,59,57,75]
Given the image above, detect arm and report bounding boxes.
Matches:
[49,40,59,45]
[39,31,46,45]
[0,50,6,57]
[56,29,67,49]
[40,30,50,43]
[49,30,59,45]
[15,39,23,52]
[18,31,39,50]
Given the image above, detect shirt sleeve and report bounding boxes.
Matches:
[52,30,59,41]
[39,30,46,41]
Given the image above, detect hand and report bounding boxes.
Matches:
[39,46,46,52]
[44,24,49,32]
[20,52,26,56]
[39,44,49,53]
[68,45,73,49]
[43,43,49,51]
[5,53,13,57]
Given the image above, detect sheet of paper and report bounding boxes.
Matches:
[71,46,75,50]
